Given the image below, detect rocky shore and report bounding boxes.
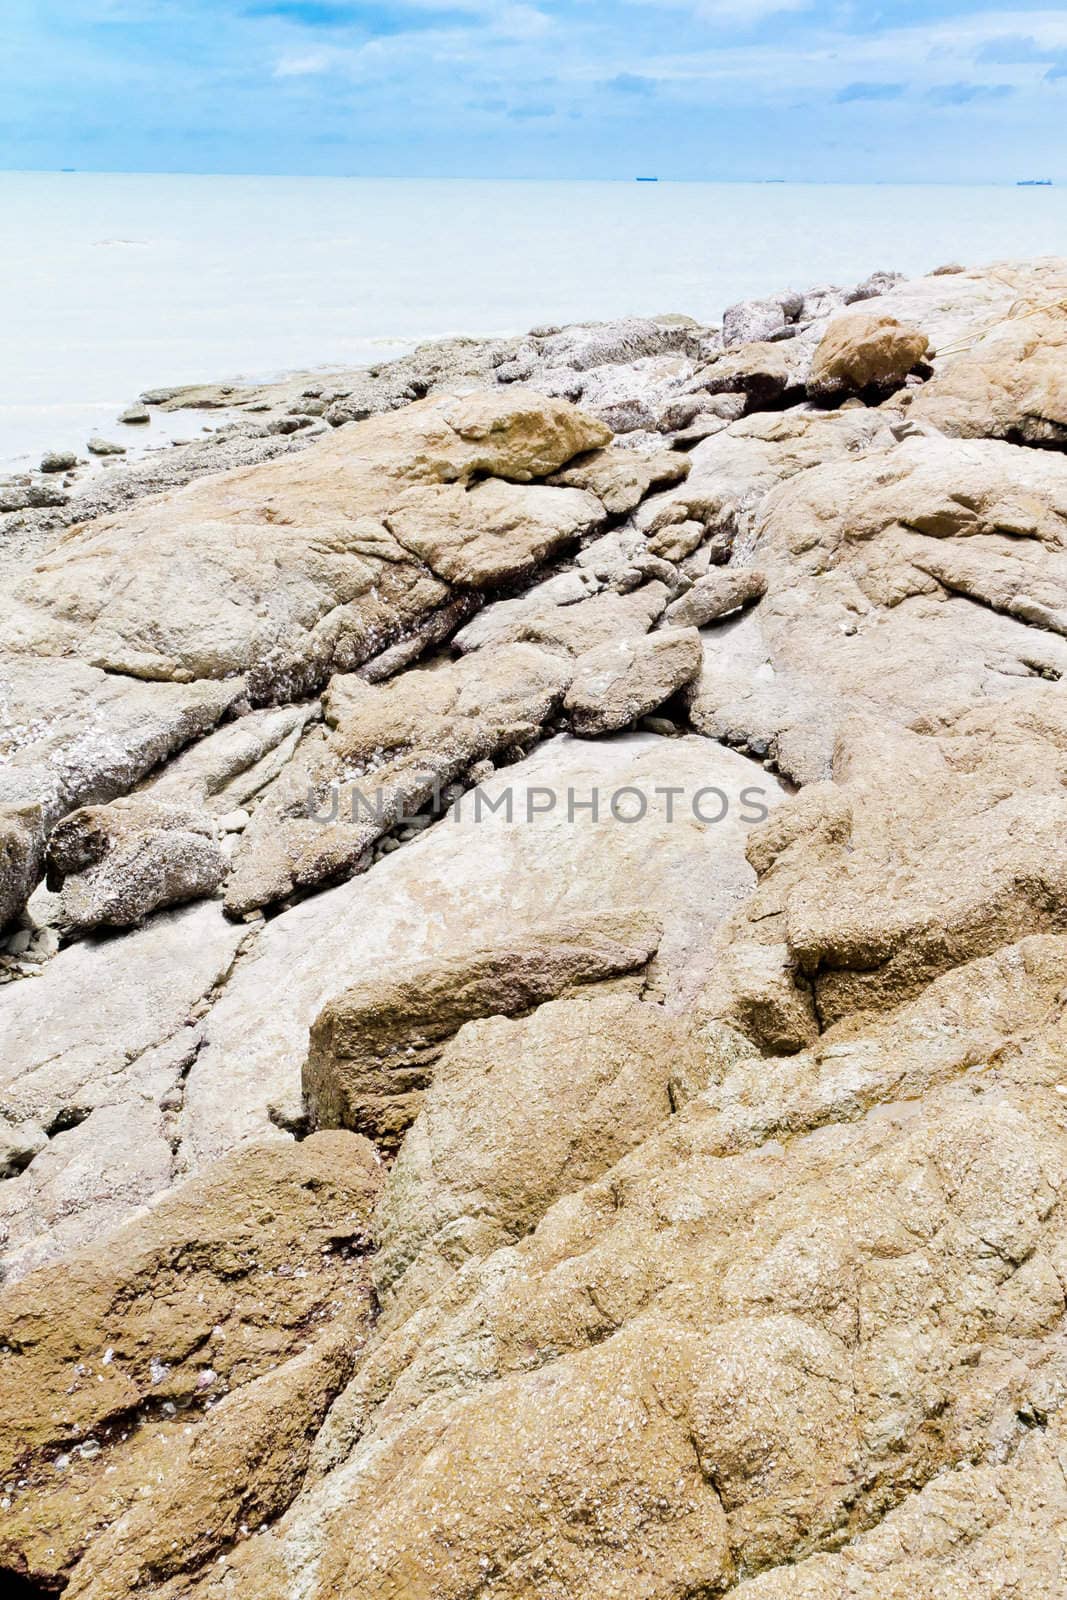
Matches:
[3,257,1067,1597]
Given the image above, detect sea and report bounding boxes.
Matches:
[4,171,1067,472]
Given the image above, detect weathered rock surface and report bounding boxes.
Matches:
[0,900,247,1278]
[223,640,574,912]
[8,259,1067,1600]
[374,990,704,1310]
[1,391,608,695]
[180,733,780,1172]
[807,311,930,397]
[565,626,702,733]
[48,797,226,933]
[909,302,1067,445]
[0,656,242,928]
[0,1132,382,1594]
[664,566,767,627]
[305,909,662,1148]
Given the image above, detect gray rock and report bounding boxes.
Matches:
[27,480,70,508]
[48,798,228,934]
[664,567,767,628]
[800,284,847,320]
[0,901,246,1276]
[87,437,127,456]
[846,269,905,304]
[119,405,151,425]
[0,482,32,512]
[41,450,78,473]
[565,628,703,735]
[178,733,782,1169]
[595,398,658,434]
[0,1118,47,1179]
[0,658,243,928]
[722,297,790,349]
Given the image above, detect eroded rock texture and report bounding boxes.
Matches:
[4,257,1067,1600]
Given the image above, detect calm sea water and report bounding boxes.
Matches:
[4,171,1067,471]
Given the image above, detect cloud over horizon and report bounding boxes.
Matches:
[2,0,1066,180]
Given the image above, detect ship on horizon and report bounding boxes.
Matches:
[1017,178,1053,186]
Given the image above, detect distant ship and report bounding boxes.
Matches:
[636,176,658,182]
[1018,179,1053,186]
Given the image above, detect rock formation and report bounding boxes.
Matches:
[3,257,1067,1599]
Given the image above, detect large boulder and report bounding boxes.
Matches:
[908,304,1067,445]
[0,391,610,698]
[383,478,604,588]
[807,311,930,397]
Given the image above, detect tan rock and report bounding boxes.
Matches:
[373,991,705,1310]
[808,311,930,397]
[697,337,809,405]
[0,391,608,698]
[908,303,1067,445]
[564,627,702,734]
[546,444,690,514]
[0,1132,382,1592]
[685,434,1067,782]
[455,578,669,657]
[384,478,604,588]
[62,1319,364,1600]
[305,909,662,1149]
[730,1419,1067,1599]
[198,968,1067,1599]
[664,567,767,627]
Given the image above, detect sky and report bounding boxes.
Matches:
[3,1,1067,180]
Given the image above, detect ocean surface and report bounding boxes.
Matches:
[4,171,1067,471]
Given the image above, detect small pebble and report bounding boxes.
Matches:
[218,809,250,833]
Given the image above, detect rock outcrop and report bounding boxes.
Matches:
[5,257,1067,1600]
[305,909,662,1148]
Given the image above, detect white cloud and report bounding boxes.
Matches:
[691,0,809,17]
[628,0,812,22]
[274,51,334,76]
[492,4,552,40]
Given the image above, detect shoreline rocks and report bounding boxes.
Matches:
[4,254,1067,1600]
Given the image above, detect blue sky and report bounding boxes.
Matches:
[4,1,1067,179]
